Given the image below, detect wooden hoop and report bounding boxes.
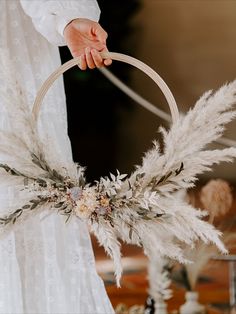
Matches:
[32,52,179,124]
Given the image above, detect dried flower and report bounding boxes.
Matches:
[200,179,233,220]
[95,207,107,216]
[74,204,89,219]
[115,303,144,314]
[100,195,110,207]
[148,257,172,302]
[74,188,98,219]
[69,187,82,201]
[173,179,234,291]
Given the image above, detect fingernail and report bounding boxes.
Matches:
[104,59,112,66]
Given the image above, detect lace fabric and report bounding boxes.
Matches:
[0,2,114,313]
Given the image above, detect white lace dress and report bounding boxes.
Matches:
[0,1,114,313]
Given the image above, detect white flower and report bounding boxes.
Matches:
[74,187,98,219]
[74,203,92,219]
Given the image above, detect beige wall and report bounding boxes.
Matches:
[120,0,236,181]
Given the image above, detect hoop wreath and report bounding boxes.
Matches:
[0,51,236,285]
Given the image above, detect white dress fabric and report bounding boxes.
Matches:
[0,1,114,313]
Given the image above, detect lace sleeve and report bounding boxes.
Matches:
[20,0,100,46]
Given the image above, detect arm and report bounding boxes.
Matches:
[20,0,100,46]
[20,0,111,69]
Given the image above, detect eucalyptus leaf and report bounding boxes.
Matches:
[22,205,31,209]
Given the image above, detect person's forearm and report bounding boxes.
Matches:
[20,0,100,46]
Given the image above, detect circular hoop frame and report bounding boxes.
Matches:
[32,52,179,123]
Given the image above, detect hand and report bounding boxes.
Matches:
[64,18,112,70]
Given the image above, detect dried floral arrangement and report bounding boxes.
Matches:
[0,50,236,285]
[115,303,144,314]
[173,179,235,291]
[147,256,173,310]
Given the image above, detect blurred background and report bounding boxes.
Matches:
[60,0,236,313]
[60,0,236,183]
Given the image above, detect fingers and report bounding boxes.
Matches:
[79,47,112,70]
[78,48,96,70]
[79,54,87,70]
[91,49,104,68]
[85,47,96,69]
[90,48,112,68]
[100,47,112,67]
